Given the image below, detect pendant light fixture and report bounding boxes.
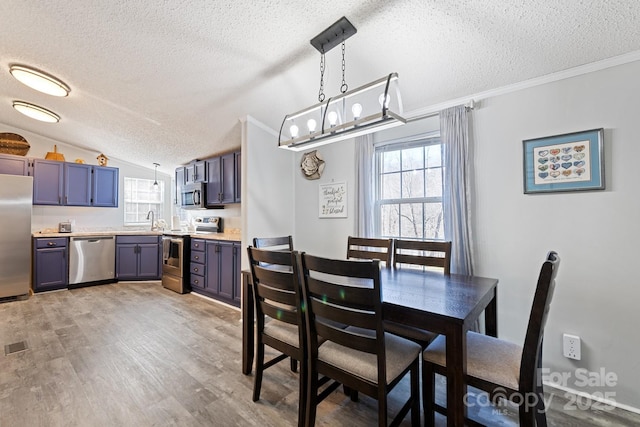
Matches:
[12,101,60,123]
[278,16,406,151]
[152,163,160,191]
[9,64,70,97]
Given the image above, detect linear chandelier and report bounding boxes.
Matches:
[278,17,405,151]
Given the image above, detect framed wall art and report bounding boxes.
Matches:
[523,128,604,194]
[319,181,347,218]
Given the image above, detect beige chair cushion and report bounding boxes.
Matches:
[264,320,299,348]
[383,320,437,345]
[318,327,421,385]
[423,331,522,390]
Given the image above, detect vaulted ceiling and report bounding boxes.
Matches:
[2,1,639,174]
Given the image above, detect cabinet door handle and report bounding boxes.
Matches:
[193,267,199,273]
[65,196,68,204]
[194,255,199,260]
[47,242,57,247]
[194,279,199,285]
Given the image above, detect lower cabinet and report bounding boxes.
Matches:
[33,237,68,293]
[115,235,161,280]
[190,238,240,307]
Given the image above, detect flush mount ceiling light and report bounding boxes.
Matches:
[9,64,70,97]
[12,101,60,123]
[278,16,406,151]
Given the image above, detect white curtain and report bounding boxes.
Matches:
[354,134,375,237]
[441,105,474,275]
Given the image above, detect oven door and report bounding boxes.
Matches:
[162,236,183,277]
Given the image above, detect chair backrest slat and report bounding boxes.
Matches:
[253,235,293,251]
[393,239,452,274]
[347,236,393,267]
[519,251,561,392]
[247,245,303,338]
[298,251,385,365]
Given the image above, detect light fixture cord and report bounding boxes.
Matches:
[341,40,348,93]
[318,51,326,102]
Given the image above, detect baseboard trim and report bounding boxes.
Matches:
[543,380,640,415]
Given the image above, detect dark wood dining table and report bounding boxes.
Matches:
[241,267,499,427]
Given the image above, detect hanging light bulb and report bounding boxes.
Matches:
[152,163,160,191]
[307,119,317,133]
[327,111,338,127]
[378,93,391,109]
[351,103,363,120]
[290,124,299,138]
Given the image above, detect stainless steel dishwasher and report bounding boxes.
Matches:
[69,236,116,285]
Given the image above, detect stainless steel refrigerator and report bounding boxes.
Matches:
[0,174,33,298]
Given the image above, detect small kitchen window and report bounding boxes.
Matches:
[123,177,164,225]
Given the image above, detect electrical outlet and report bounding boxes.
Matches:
[563,333,581,360]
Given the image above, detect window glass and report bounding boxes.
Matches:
[375,136,443,240]
[123,177,164,225]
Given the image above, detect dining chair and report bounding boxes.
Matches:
[393,239,452,274]
[297,252,421,427]
[247,246,306,427]
[384,239,452,347]
[253,235,294,251]
[346,236,393,267]
[422,251,561,427]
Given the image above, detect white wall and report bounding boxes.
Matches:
[281,61,640,409]
[241,116,295,268]
[472,60,640,408]
[0,124,172,232]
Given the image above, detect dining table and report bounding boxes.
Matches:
[241,266,499,427]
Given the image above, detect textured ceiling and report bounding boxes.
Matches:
[1,0,640,174]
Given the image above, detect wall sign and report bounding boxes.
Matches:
[319,181,347,218]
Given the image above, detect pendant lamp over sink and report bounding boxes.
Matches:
[278,16,406,151]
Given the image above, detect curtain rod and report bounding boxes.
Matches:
[405,100,475,123]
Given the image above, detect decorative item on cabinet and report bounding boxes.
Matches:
[0,133,30,156]
[96,153,108,166]
[45,144,65,161]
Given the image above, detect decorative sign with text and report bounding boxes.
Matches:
[319,181,347,218]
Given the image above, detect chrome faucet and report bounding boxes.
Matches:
[146,210,156,231]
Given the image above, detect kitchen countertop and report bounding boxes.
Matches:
[33,229,242,241]
[33,229,163,238]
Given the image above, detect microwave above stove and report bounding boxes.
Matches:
[179,183,206,209]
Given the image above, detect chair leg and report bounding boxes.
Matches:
[410,359,420,426]
[422,360,436,426]
[291,357,298,373]
[305,370,319,427]
[297,359,306,427]
[253,341,265,402]
[535,383,548,427]
[378,390,388,427]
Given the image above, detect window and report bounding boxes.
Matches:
[375,136,444,239]
[123,177,164,225]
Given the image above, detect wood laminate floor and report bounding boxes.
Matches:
[1,282,638,426]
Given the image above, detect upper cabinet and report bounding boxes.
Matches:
[184,160,207,184]
[0,153,30,176]
[205,151,240,207]
[33,159,118,207]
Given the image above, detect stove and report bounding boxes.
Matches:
[194,216,222,234]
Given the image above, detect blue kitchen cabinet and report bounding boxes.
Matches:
[0,153,30,176]
[33,159,118,207]
[33,159,64,205]
[33,237,68,292]
[185,160,207,184]
[115,235,161,280]
[195,239,239,307]
[205,151,239,207]
[190,239,206,292]
[65,163,92,206]
[234,151,241,203]
[92,165,118,207]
